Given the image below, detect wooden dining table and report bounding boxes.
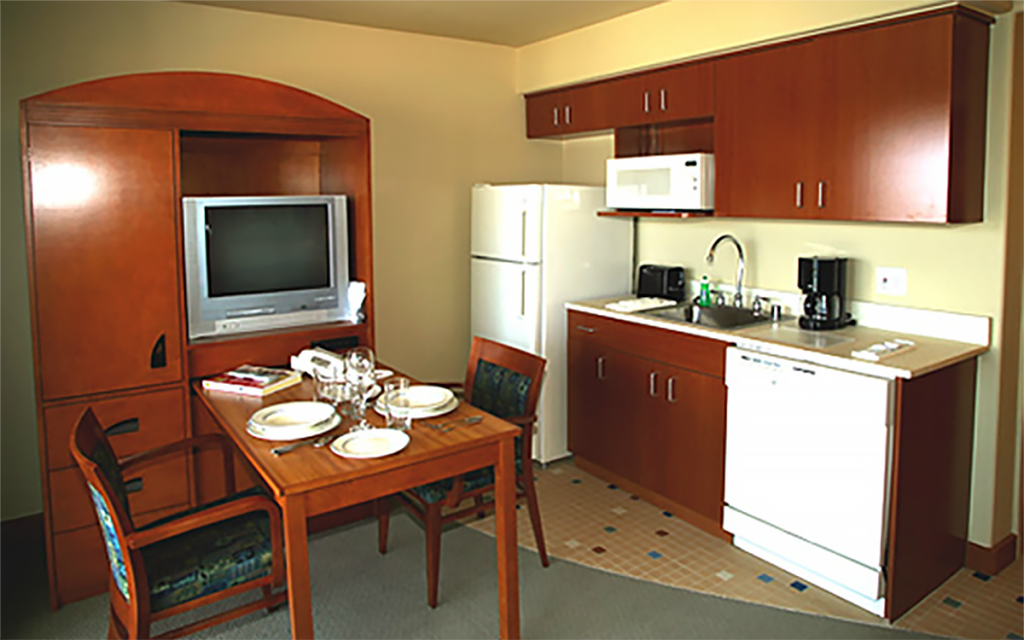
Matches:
[192,371,522,639]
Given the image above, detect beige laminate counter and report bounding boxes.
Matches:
[566,296,989,380]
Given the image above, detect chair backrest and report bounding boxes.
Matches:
[463,337,546,425]
[69,408,140,609]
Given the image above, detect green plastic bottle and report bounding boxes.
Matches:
[699,275,712,307]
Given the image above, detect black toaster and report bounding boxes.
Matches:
[637,264,687,301]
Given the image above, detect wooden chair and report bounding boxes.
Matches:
[376,336,550,607]
[69,408,287,639]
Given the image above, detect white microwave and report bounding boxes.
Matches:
[605,153,714,211]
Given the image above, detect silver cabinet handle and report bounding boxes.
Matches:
[597,356,606,380]
[643,90,650,113]
[660,88,667,111]
[796,182,804,209]
[667,377,677,403]
[564,105,571,125]
[817,181,826,209]
[576,325,596,334]
[649,371,658,397]
[552,106,559,126]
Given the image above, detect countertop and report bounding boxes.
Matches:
[566,296,990,380]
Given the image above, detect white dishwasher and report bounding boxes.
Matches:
[723,347,894,616]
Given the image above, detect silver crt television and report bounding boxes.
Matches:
[182,194,350,340]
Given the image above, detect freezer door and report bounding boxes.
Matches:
[471,184,543,263]
[470,258,541,354]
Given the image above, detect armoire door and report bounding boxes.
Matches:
[28,125,183,399]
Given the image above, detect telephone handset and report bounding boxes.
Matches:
[291,347,346,378]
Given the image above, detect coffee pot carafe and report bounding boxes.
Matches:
[798,256,855,331]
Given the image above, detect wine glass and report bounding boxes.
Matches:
[345,346,376,431]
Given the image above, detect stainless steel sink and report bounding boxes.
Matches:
[640,303,784,330]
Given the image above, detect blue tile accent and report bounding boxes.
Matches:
[757,574,774,583]
[941,597,962,609]
[789,581,808,592]
[972,571,992,581]
[647,551,663,559]
[571,479,582,484]
[662,511,674,518]
[604,526,617,533]
[607,484,618,490]
[1016,595,1023,605]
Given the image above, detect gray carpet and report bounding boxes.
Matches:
[2,513,940,639]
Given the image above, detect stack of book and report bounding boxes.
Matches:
[202,364,302,397]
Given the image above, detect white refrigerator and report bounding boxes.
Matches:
[470,184,634,463]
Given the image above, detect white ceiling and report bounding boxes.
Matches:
[182,0,666,47]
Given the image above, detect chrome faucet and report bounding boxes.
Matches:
[706,234,745,307]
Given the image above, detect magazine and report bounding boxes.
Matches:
[202,364,302,397]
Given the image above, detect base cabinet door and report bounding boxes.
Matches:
[659,364,727,524]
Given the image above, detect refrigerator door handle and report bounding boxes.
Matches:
[519,269,526,317]
[521,210,527,259]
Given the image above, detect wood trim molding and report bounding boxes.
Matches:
[966,533,1018,576]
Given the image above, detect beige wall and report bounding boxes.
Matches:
[518,1,1022,547]
[0,1,562,521]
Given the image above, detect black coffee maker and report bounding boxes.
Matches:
[798,257,855,331]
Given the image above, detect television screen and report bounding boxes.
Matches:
[205,204,330,297]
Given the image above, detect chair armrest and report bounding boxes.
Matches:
[126,494,280,549]
[120,434,237,495]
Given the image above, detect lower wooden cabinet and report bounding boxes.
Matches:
[567,310,728,535]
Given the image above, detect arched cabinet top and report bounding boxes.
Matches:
[22,72,367,136]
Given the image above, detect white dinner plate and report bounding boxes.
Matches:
[250,401,335,430]
[330,429,410,459]
[396,385,454,410]
[374,393,458,420]
[247,412,341,441]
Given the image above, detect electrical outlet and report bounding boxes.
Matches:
[876,267,907,296]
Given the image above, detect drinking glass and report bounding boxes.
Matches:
[314,364,345,410]
[345,346,376,431]
[383,376,412,431]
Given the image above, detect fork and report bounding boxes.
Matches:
[271,432,338,456]
[438,416,483,433]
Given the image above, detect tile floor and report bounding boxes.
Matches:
[464,458,1023,640]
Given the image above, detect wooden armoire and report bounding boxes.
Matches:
[20,72,375,608]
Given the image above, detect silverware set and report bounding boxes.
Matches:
[271,415,484,455]
[271,431,339,456]
[430,415,483,433]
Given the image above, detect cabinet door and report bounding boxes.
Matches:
[660,365,726,524]
[610,62,714,127]
[567,331,618,471]
[714,40,834,218]
[830,14,964,222]
[28,125,182,400]
[526,84,611,138]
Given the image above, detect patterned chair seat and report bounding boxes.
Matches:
[410,452,524,505]
[143,510,275,613]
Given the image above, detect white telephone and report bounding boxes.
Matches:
[291,347,346,378]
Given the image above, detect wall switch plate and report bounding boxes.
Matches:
[876,267,908,296]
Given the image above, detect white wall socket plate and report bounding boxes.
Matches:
[876,267,908,296]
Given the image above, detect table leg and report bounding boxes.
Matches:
[494,437,520,639]
[282,495,314,639]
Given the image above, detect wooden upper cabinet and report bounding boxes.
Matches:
[525,83,612,138]
[716,8,991,223]
[28,125,183,400]
[714,39,834,219]
[828,12,990,222]
[607,61,714,126]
